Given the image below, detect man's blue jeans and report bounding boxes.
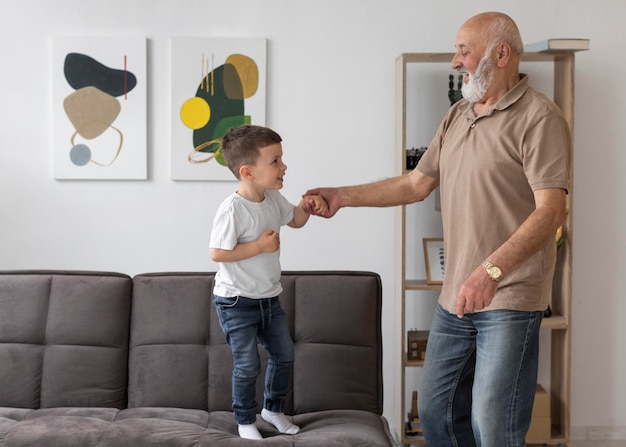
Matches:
[418,304,543,447]
[214,295,294,425]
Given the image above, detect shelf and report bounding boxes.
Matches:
[402,435,427,445]
[397,49,583,446]
[404,281,568,329]
[405,279,442,291]
[527,424,567,446]
[399,51,575,64]
[405,304,566,329]
[404,356,425,368]
[541,315,568,330]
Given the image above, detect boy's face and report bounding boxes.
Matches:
[249,143,287,190]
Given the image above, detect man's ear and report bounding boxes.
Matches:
[239,165,254,180]
[496,42,511,67]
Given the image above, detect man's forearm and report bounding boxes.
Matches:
[339,172,436,208]
[488,190,567,275]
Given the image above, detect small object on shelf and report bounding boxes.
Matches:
[524,38,590,53]
[411,390,419,420]
[405,421,424,438]
[406,147,427,170]
[407,330,429,361]
[448,73,463,106]
[527,385,551,439]
[555,225,565,250]
[543,225,565,318]
[543,305,552,318]
[405,408,424,437]
[423,238,445,285]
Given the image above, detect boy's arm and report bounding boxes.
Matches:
[210,229,279,262]
[288,195,328,228]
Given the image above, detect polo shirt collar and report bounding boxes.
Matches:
[493,73,529,111]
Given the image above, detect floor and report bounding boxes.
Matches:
[563,442,626,447]
[570,442,626,447]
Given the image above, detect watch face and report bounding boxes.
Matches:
[489,267,503,280]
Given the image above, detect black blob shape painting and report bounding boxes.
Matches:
[52,37,147,179]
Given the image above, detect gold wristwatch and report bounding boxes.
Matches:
[482,260,504,282]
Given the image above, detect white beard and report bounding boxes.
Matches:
[461,51,496,104]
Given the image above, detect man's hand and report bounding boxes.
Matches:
[303,187,342,218]
[455,265,498,318]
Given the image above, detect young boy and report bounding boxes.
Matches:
[209,125,326,440]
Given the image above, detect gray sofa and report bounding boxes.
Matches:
[0,270,396,446]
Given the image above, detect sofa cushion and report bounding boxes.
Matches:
[196,410,394,447]
[0,271,132,409]
[128,273,224,410]
[100,408,207,447]
[128,273,276,412]
[0,408,394,447]
[0,407,119,447]
[287,273,383,414]
[128,271,383,416]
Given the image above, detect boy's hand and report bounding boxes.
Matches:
[303,188,341,218]
[258,229,280,253]
[303,194,329,215]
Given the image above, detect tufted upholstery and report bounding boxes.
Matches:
[0,270,393,447]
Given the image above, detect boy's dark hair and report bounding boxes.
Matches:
[220,125,282,179]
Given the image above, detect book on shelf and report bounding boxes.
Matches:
[524,38,589,53]
[405,412,424,437]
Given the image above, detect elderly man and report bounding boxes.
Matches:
[305,11,571,447]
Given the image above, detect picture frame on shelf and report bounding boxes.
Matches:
[423,238,445,285]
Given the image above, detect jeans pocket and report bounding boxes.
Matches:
[214,295,240,309]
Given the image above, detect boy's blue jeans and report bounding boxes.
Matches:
[418,304,543,447]
[214,295,294,425]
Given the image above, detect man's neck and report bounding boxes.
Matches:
[473,72,521,116]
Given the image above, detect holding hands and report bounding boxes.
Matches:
[302,193,330,216]
[302,188,340,218]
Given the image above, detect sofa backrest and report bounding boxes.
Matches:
[128,271,384,415]
[0,271,132,409]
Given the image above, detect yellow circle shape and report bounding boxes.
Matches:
[180,97,210,129]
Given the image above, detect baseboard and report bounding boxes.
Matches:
[572,426,626,440]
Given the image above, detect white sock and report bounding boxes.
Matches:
[238,423,262,440]
[261,408,300,435]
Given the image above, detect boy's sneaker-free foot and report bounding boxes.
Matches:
[261,408,300,435]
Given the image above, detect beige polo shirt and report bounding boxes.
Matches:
[418,74,571,313]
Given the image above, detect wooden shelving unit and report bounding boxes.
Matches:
[396,50,584,446]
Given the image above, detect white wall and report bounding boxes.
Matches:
[1,0,624,440]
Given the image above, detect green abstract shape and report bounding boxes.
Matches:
[193,63,244,152]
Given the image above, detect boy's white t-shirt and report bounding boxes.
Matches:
[210,190,295,298]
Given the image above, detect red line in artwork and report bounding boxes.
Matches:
[124,55,128,100]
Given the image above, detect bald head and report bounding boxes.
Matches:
[461,12,524,56]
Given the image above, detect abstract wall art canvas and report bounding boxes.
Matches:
[170,38,267,181]
[52,36,147,180]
